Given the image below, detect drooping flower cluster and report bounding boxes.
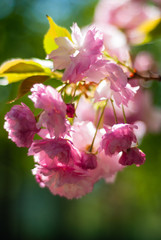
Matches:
[101,124,145,166]
[3,20,149,199]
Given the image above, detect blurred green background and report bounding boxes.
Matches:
[0,0,161,239]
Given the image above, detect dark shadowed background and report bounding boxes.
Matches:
[0,0,161,239]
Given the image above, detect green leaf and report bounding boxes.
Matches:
[0,59,52,84]
[43,15,72,54]
[137,18,161,44]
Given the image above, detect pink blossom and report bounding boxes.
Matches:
[88,62,139,108]
[91,63,139,107]
[30,121,124,198]
[103,89,161,133]
[71,23,84,48]
[86,59,128,87]
[86,60,139,108]
[48,23,104,83]
[29,123,97,199]
[30,136,96,199]
[47,37,75,70]
[32,165,49,188]
[93,23,130,62]
[32,164,95,199]
[81,26,104,57]
[62,26,104,82]
[47,23,83,70]
[71,121,123,182]
[4,103,39,147]
[71,121,101,152]
[37,111,67,138]
[62,52,92,83]
[119,147,146,166]
[29,84,67,137]
[75,96,96,123]
[112,83,139,107]
[28,138,81,168]
[94,80,111,101]
[93,150,123,183]
[101,123,137,155]
[105,62,127,90]
[29,84,65,111]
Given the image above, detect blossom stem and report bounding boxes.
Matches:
[122,104,127,123]
[89,99,108,152]
[71,83,79,103]
[58,82,69,93]
[110,99,118,124]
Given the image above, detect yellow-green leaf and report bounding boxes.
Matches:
[0,59,52,84]
[137,18,161,44]
[43,15,72,54]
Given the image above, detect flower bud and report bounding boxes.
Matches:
[80,152,97,170]
[119,147,146,166]
[66,103,75,118]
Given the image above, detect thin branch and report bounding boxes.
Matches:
[128,71,161,82]
[110,99,118,124]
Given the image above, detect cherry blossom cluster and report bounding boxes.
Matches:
[4,23,147,199]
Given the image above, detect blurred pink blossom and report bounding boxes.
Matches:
[133,51,156,73]
[94,0,160,44]
[95,0,160,30]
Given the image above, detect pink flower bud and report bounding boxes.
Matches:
[66,103,75,118]
[119,147,146,166]
[80,152,97,170]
